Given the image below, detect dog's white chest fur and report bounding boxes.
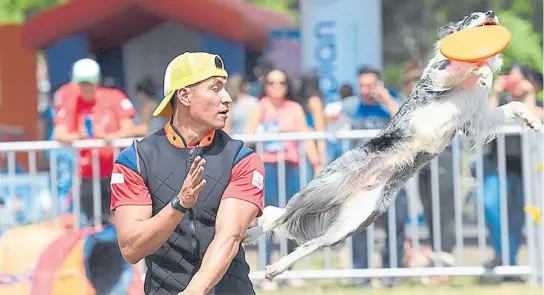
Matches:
[408,87,487,154]
[408,101,459,153]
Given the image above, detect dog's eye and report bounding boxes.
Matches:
[470,14,479,20]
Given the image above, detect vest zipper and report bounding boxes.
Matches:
[187,147,201,258]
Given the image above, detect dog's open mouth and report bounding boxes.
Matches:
[477,19,497,26]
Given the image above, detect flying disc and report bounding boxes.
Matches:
[440,25,512,62]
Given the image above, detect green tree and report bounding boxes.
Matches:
[497,10,543,72]
[248,0,298,22]
[0,0,67,24]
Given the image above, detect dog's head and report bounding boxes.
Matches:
[437,11,499,40]
[434,11,503,72]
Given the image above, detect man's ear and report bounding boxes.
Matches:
[178,88,191,107]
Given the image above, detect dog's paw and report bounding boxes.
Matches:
[477,76,492,90]
[508,101,544,132]
[522,115,544,132]
[265,264,283,280]
[475,66,493,89]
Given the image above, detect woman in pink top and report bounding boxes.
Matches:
[244,69,322,290]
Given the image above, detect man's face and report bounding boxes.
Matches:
[78,82,98,101]
[186,77,231,130]
[358,73,378,99]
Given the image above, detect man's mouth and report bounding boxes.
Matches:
[219,110,229,116]
[477,19,497,27]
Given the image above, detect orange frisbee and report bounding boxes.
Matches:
[440,25,512,63]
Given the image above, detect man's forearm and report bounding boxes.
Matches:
[119,205,184,264]
[184,236,240,294]
[54,131,80,144]
[109,126,135,139]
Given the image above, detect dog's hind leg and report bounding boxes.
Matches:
[243,206,288,245]
[265,186,384,280]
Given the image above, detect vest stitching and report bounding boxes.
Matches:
[142,131,252,294]
[152,234,184,290]
[152,175,177,200]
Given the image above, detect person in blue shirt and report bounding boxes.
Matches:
[345,66,407,288]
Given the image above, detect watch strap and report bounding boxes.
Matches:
[171,197,189,213]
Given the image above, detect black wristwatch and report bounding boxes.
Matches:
[171,197,189,213]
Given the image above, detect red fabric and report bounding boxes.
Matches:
[22,0,295,51]
[110,152,264,216]
[222,153,264,217]
[110,164,152,210]
[54,86,136,178]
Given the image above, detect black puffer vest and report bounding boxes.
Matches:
[135,128,255,295]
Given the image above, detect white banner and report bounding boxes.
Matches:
[300,0,382,103]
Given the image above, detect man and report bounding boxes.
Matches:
[110,52,264,295]
[53,58,136,225]
[344,66,407,288]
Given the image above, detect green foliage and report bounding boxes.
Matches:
[384,63,407,91]
[493,10,543,72]
[248,0,298,23]
[0,0,67,24]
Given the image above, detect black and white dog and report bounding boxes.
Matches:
[244,10,544,280]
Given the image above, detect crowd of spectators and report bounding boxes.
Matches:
[2,54,543,290]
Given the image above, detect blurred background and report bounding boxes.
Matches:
[0,0,544,294]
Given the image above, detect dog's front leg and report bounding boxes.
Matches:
[475,101,544,141]
[502,101,544,132]
[474,65,493,90]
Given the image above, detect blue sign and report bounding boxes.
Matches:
[300,0,383,103]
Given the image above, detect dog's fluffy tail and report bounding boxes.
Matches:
[242,206,291,245]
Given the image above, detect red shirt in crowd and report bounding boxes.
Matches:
[110,128,264,216]
[54,84,136,178]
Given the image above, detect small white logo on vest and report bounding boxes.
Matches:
[252,171,263,190]
[111,173,125,184]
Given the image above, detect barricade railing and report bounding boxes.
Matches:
[0,125,542,284]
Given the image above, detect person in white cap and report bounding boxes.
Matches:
[53,57,136,225]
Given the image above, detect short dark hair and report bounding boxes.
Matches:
[339,84,354,99]
[357,66,382,80]
[169,90,178,110]
[135,76,157,97]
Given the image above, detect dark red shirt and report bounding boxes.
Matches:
[54,86,136,178]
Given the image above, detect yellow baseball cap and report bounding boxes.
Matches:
[153,52,228,117]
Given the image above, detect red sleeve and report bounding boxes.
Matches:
[110,163,152,211]
[112,90,137,119]
[53,86,76,127]
[222,153,265,217]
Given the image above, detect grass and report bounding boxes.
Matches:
[255,280,543,295]
[243,244,542,295]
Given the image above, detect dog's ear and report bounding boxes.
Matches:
[437,23,457,39]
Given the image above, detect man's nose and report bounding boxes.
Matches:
[221,90,233,103]
[486,10,496,18]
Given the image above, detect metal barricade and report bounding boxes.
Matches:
[0,127,542,285]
